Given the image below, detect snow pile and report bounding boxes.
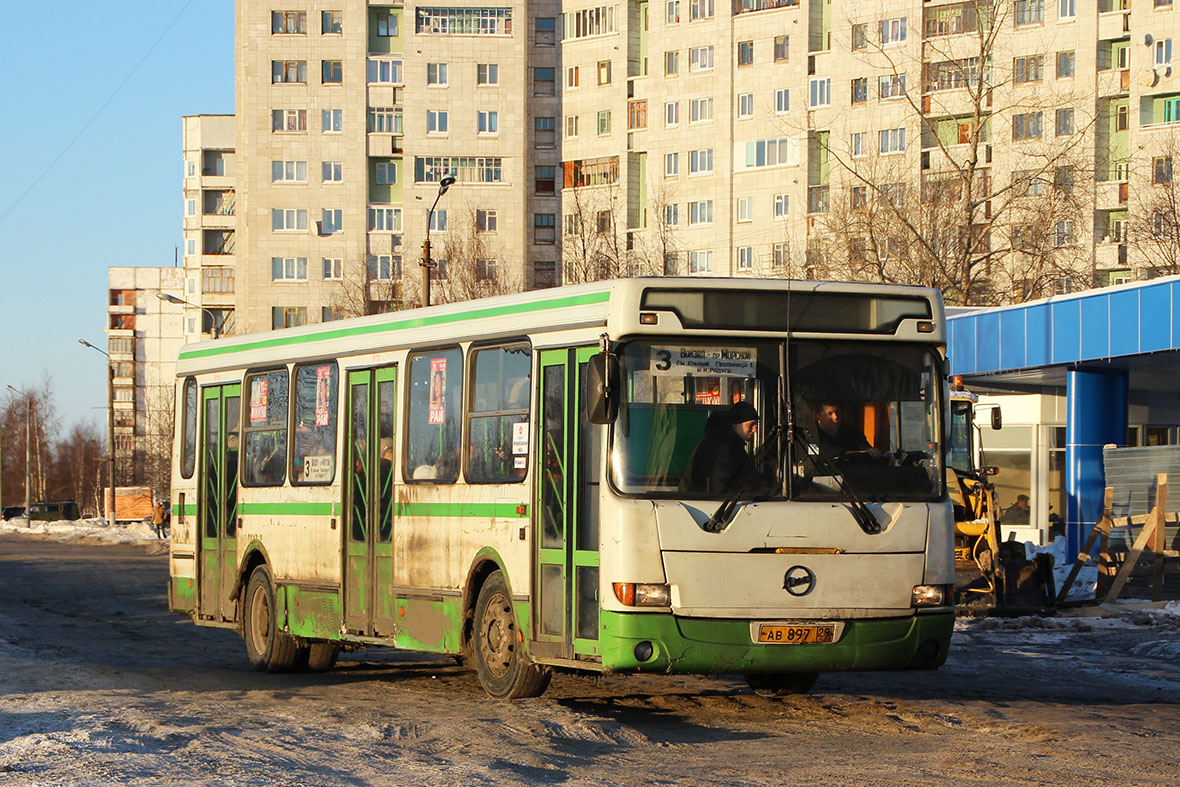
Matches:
[1025,536,1097,603]
[0,516,164,545]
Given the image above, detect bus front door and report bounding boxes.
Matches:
[535,348,601,660]
[343,366,398,637]
[198,384,240,623]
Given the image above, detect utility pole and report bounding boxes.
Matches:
[78,340,117,527]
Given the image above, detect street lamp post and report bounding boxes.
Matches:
[158,292,220,339]
[5,385,33,527]
[420,175,456,308]
[78,340,117,528]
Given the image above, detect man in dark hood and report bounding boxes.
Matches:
[680,401,762,495]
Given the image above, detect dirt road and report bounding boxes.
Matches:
[1,535,1177,785]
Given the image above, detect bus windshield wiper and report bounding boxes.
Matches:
[792,429,882,535]
[703,425,781,533]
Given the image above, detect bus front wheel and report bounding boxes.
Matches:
[472,571,551,699]
[745,673,818,697]
[243,565,300,673]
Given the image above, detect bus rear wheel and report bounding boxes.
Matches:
[472,571,550,699]
[243,565,300,673]
[745,673,818,697]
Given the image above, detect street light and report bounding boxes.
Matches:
[420,175,456,308]
[158,292,220,339]
[5,385,33,527]
[78,339,117,528]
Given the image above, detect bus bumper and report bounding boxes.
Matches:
[599,610,954,674]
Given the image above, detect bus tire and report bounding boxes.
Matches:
[745,672,818,697]
[243,565,299,673]
[472,571,550,699]
[306,643,340,672]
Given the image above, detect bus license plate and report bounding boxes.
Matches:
[757,624,836,644]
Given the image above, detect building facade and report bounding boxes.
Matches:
[182,114,238,339]
[227,0,1180,332]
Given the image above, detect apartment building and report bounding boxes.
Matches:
[182,115,238,339]
[106,267,186,489]
[229,0,1180,325]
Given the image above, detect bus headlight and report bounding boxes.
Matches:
[613,582,671,607]
[911,584,952,607]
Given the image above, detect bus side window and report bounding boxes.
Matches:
[181,377,197,479]
[467,343,531,483]
[242,368,290,486]
[405,348,463,484]
[291,362,339,485]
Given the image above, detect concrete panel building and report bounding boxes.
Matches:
[182,114,238,339]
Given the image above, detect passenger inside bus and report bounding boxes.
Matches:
[679,401,772,496]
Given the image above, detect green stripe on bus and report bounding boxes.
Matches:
[179,504,197,517]
[178,291,611,361]
[239,502,335,516]
[397,502,528,518]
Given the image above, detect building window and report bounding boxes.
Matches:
[737,197,752,222]
[322,109,343,132]
[566,115,579,138]
[272,11,307,33]
[1059,0,1075,18]
[322,258,343,280]
[689,46,714,71]
[688,200,713,225]
[852,23,867,50]
[1057,50,1075,79]
[1117,104,1129,131]
[738,93,753,118]
[427,62,449,86]
[535,116,556,147]
[322,59,343,84]
[272,60,307,83]
[318,160,342,182]
[368,206,403,231]
[666,101,680,126]
[429,210,448,231]
[851,77,868,103]
[271,209,307,232]
[368,107,403,134]
[427,110,449,134]
[566,65,580,88]
[597,110,612,135]
[689,0,714,20]
[879,17,906,44]
[535,17,556,45]
[743,137,793,168]
[1015,0,1044,26]
[375,161,396,184]
[772,243,789,269]
[879,127,906,154]
[774,194,789,217]
[689,249,713,274]
[477,63,499,84]
[320,209,342,234]
[563,5,619,38]
[272,307,308,329]
[737,246,754,271]
[665,152,680,176]
[534,67,555,95]
[879,74,906,98]
[271,160,308,183]
[533,260,557,288]
[534,213,556,244]
[689,148,713,174]
[202,267,235,294]
[1054,220,1075,247]
[775,88,790,113]
[1154,156,1173,184]
[810,78,831,107]
[1013,112,1043,140]
[415,156,504,184]
[376,11,397,36]
[367,58,403,84]
[665,50,679,75]
[272,257,309,281]
[477,209,499,231]
[664,252,680,275]
[535,166,556,193]
[478,110,499,134]
[474,259,498,282]
[1013,55,1044,84]
[690,97,713,122]
[598,59,612,84]
[738,40,754,66]
[322,10,343,33]
[774,35,789,61]
[368,254,402,280]
[851,186,867,209]
[415,7,513,36]
[1055,108,1075,136]
[1157,39,1173,67]
[666,0,681,23]
[628,99,648,130]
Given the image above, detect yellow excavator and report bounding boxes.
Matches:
[947,378,1003,607]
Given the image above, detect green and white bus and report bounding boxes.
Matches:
[167,277,954,698]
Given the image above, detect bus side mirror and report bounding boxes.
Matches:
[990,407,1002,431]
[586,352,619,425]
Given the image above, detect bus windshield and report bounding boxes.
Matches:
[611,339,943,503]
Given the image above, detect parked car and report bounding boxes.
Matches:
[28,501,80,522]
[1,506,25,521]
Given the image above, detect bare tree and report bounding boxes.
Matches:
[50,420,105,517]
[1128,135,1180,278]
[431,207,524,303]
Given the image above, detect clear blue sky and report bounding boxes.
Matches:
[0,1,234,428]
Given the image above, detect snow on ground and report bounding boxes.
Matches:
[0,516,164,545]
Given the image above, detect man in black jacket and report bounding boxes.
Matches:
[680,401,762,495]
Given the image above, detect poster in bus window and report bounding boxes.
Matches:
[314,365,331,427]
[428,357,447,424]
[250,378,269,424]
[694,377,721,405]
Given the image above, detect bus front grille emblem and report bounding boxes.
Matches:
[783,566,816,597]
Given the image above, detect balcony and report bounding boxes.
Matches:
[1098,11,1130,41]
[1097,68,1130,96]
[1095,242,1130,270]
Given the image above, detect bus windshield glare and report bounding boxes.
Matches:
[611,339,943,502]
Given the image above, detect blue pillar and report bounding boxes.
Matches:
[1065,368,1128,559]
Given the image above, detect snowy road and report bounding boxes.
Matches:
[1,533,1178,785]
